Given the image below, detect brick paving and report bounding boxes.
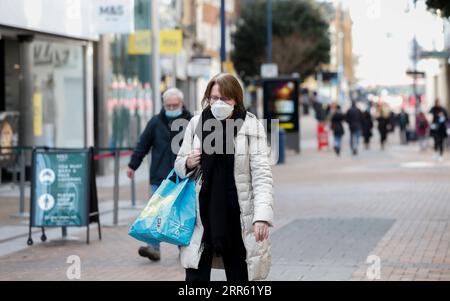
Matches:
[1,116,450,281]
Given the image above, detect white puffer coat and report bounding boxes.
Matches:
[174,111,274,281]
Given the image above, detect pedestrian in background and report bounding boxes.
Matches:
[416,111,429,152]
[312,93,326,122]
[429,99,448,161]
[345,101,364,155]
[127,88,192,261]
[331,105,345,156]
[175,73,274,281]
[377,105,392,150]
[361,108,374,150]
[397,108,410,145]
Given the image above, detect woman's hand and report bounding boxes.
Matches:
[253,221,269,242]
[186,148,201,170]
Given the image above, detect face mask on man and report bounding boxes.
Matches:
[211,100,234,120]
[165,109,182,118]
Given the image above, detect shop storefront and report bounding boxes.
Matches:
[0,0,96,181]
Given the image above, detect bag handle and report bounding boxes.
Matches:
[167,169,181,184]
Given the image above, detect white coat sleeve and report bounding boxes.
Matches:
[249,118,274,226]
[175,116,199,179]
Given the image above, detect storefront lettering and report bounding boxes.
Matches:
[99,5,124,16]
[33,43,73,67]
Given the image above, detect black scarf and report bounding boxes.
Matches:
[195,106,246,255]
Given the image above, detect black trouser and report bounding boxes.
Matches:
[434,136,445,155]
[185,244,248,281]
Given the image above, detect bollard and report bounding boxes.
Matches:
[19,149,26,215]
[113,150,120,226]
[277,128,286,164]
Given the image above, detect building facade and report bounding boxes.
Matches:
[0,0,96,180]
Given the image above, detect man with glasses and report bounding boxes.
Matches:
[127,88,192,261]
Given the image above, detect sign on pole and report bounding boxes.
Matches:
[94,0,135,34]
[128,30,183,55]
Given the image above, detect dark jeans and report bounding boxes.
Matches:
[185,243,248,281]
[434,136,445,156]
[350,129,361,152]
[400,128,408,144]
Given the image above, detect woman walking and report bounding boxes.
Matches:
[416,111,429,152]
[429,99,449,161]
[377,106,392,150]
[330,105,345,156]
[361,109,374,150]
[175,73,274,281]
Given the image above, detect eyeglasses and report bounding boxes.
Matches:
[164,104,182,110]
[207,95,231,102]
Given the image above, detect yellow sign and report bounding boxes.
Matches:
[33,92,43,137]
[128,31,151,55]
[128,30,183,55]
[159,30,182,54]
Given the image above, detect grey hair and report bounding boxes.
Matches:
[163,88,184,103]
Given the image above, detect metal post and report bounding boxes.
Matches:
[413,35,420,116]
[131,171,136,208]
[113,151,120,225]
[12,155,18,188]
[19,149,25,215]
[338,31,345,105]
[267,0,273,63]
[220,0,226,71]
[11,148,29,218]
[413,0,420,116]
[151,0,161,113]
[62,226,67,238]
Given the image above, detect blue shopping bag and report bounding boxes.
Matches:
[128,169,196,246]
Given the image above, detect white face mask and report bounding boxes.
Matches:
[211,100,234,120]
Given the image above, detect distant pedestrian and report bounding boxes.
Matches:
[345,101,364,155]
[312,92,326,122]
[377,106,392,150]
[361,109,374,150]
[416,111,429,152]
[429,99,448,161]
[127,88,192,261]
[397,108,410,145]
[330,105,345,156]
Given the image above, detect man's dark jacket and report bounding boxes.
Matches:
[345,105,364,132]
[128,108,192,186]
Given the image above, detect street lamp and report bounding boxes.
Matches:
[267,0,273,63]
[220,0,226,72]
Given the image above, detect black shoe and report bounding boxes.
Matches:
[138,246,161,261]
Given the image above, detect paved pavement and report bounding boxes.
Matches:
[1,115,450,281]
